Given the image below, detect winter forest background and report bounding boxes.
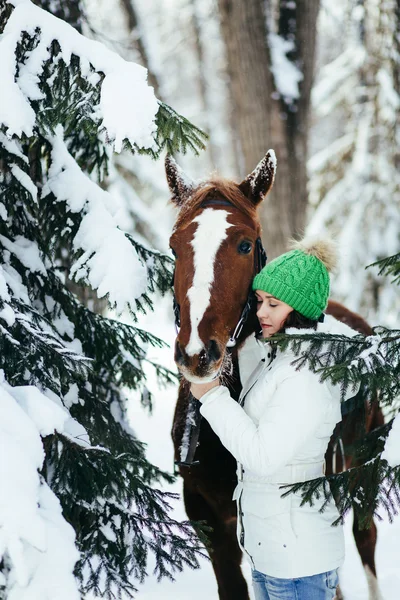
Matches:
[85,0,400,326]
[1,0,400,599]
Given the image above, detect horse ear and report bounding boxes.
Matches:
[165,154,195,206]
[238,150,277,205]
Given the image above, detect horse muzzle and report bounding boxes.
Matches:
[174,338,223,381]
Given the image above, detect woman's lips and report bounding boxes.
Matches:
[261,324,271,328]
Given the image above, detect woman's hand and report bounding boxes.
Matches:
[191,378,220,400]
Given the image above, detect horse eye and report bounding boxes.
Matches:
[170,247,177,258]
[238,241,252,254]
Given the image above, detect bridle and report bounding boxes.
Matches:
[171,198,267,347]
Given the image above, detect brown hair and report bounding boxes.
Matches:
[280,310,318,332]
[255,309,318,338]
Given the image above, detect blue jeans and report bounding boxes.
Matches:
[252,568,339,600]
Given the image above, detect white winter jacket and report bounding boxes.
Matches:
[199,315,359,579]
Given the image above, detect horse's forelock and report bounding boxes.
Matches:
[174,178,256,230]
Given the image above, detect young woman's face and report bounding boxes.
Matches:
[255,290,294,338]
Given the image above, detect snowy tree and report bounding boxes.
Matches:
[0,1,208,598]
[307,0,400,325]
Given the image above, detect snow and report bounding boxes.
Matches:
[0,373,80,599]
[10,385,69,437]
[268,33,303,102]
[10,165,37,202]
[2,262,31,304]
[308,134,354,177]
[63,384,81,409]
[377,67,400,123]
[100,65,158,152]
[350,334,385,373]
[312,46,365,116]
[0,235,46,275]
[0,304,15,326]
[307,0,400,328]
[0,131,28,163]
[99,524,117,543]
[1,0,158,151]
[0,203,8,221]
[381,414,400,468]
[52,312,75,340]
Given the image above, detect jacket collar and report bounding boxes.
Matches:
[285,314,359,339]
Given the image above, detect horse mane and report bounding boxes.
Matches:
[173,177,257,230]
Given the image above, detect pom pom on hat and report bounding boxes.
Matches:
[289,237,338,273]
[252,236,337,320]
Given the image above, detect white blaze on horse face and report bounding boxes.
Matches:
[185,208,232,357]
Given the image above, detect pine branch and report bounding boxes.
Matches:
[280,457,400,530]
[152,101,208,157]
[367,252,400,285]
[270,329,400,406]
[45,433,209,599]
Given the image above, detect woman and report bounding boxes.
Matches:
[191,238,359,600]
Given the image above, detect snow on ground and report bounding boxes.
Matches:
[128,295,400,599]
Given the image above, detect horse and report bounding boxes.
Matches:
[166,151,384,600]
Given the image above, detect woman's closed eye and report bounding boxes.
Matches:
[256,297,277,307]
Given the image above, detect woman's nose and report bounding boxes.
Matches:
[256,302,268,319]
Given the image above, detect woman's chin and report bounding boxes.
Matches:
[261,329,273,338]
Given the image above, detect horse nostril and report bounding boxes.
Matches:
[174,340,185,366]
[208,339,221,363]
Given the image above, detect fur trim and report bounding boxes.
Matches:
[289,237,338,273]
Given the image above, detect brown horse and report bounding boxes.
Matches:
[166,152,384,600]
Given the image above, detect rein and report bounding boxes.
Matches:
[172,198,267,470]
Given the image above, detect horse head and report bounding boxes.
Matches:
[167,151,276,383]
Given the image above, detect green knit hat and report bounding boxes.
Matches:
[252,238,337,320]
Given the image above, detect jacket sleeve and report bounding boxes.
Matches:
[199,368,330,478]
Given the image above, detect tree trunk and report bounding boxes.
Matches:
[190,0,219,170]
[119,0,162,99]
[33,0,84,32]
[217,0,320,257]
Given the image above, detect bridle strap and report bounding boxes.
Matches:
[171,269,181,334]
[200,198,236,208]
[226,237,267,348]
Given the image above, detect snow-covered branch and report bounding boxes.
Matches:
[0,374,81,600]
[43,126,148,312]
[1,0,158,151]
